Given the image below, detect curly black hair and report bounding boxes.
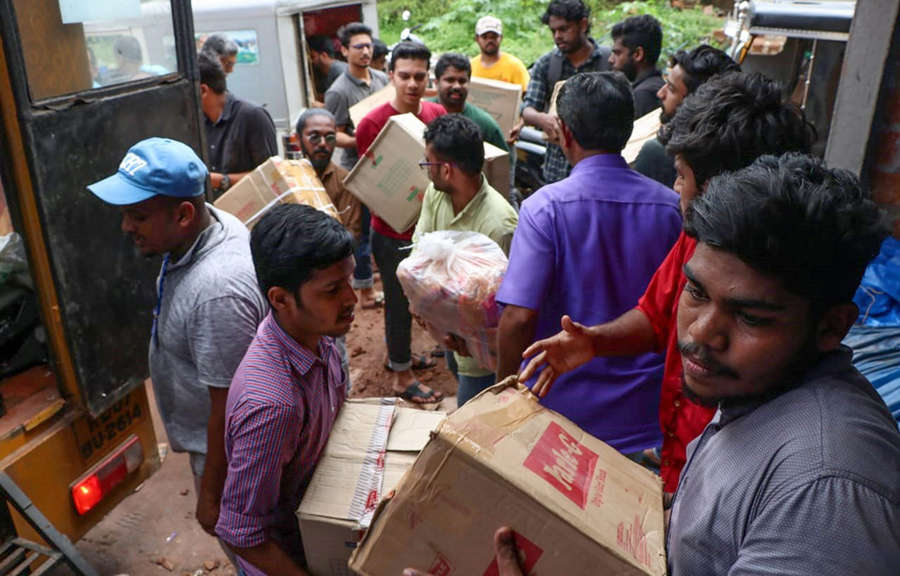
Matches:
[610,14,663,66]
[542,0,591,29]
[423,115,484,175]
[662,72,816,187]
[669,44,740,94]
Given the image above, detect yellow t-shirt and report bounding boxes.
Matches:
[470,52,530,92]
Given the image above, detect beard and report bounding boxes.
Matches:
[620,58,638,82]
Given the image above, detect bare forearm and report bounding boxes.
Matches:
[521,107,543,129]
[335,129,356,149]
[232,539,309,576]
[200,391,228,504]
[497,306,538,380]
[589,308,658,357]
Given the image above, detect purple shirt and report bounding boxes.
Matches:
[497,154,681,453]
[216,311,346,575]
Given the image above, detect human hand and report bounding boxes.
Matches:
[210,172,224,189]
[507,119,525,143]
[540,114,560,145]
[402,527,524,576]
[443,333,470,357]
[195,491,220,536]
[519,315,596,397]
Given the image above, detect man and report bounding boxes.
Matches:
[632,45,739,187]
[201,34,239,74]
[308,35,348,103]
[413,115,518,406]
[355,41,446,403]
[216,204,355,576]
[496,72,682,456]
[86,138,267,547]
[296,107,361,390]
[371,38,389,72]
[520,0,610,184]
[469,16,530,93]
[609,14,664,118]
[428,53,509,152]
[520,72,816,494]
[198,52,277,199]
[412,153,900,576]
[325,23,389,310]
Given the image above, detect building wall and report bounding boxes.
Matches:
[868,23,900,237]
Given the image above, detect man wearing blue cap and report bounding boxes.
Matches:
[87,138,268,552]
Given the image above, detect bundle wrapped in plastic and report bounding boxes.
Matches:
[398,231,507,371]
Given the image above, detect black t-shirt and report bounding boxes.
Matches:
[204,93,277,187]
[632,137,677,188]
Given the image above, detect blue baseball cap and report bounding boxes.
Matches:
[87,137,208,205]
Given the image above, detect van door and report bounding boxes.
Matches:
[0,0,203,417]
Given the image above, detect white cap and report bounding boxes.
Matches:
[475,16,503,36]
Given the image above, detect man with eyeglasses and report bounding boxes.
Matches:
[325,22,389,311]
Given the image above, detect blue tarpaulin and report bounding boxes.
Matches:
[844,325,900,426]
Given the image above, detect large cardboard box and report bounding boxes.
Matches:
[350,379,667,576]
[622,108,663,164]
[349,85,396,128]
[467,77,522,139]
[484,142,510,199]
[213,157,338,228]
[298,399,446,576]
[343,113,429,233]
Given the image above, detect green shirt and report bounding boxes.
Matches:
[412,177,518,377]
[427,99,509,152]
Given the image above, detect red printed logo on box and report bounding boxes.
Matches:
[483,532,543,576]
[523,421,598,509]
[429,553,453,576]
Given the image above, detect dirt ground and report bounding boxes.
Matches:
[49,278,460,575]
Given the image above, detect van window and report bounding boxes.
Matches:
[13,0,177,101]
[196,30,260,66]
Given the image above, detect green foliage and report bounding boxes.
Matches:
[377,0,726,68]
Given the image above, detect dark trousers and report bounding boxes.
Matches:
[352,205,373,288]
[371,230,412,370]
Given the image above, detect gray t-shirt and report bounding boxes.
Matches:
[324,68,389,170]
[148,205,268,474]
[668,348,900,575]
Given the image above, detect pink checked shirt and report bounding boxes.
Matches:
[216,311,346,575]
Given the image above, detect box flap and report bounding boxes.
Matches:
[349,85,396,127]
[622,109,662,164]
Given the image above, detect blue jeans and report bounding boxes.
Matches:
[446,351,497,407]
[352,204,373,289]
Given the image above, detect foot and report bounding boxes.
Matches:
[359,287,384,309]
[392,370,443,404]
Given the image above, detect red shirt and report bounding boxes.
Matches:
[636,231,716,493]
[355,100,446,240]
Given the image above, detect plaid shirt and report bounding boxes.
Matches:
[522,40,610,184]
[216,312,346,575]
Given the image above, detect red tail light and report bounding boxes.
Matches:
[71,434,143,515]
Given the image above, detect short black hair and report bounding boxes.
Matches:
[389,41,431,72]
[662,72,816,187]
[685,153,889,313]
[423,115,484,176]
[198,51,226,94]
[251,204,354,298]
[307,35,334,56]
[557,72,634,152]
[296,108,335,134]
[338,23,372,47]
[610,14,663,66]
[541,0,591,29]
[434,53,471,80]
[670,44,740,94]
[201,34,238,58]
[373,38,389,59]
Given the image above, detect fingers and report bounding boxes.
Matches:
[494,527,525,576]
[560,314,585,334]
[522,339,545,359]
[402,570,432,576]
[532,364,556,398]
[518,350,546,382]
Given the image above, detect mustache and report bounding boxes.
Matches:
[677,340,739,379]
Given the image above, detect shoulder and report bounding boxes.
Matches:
[502,52,528,68]
[371,69,388,84]
[232,338,297,409]
[421,101,446,119]
[359,102,394,127]
[531,50,555,73]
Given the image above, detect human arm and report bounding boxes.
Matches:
[230,540,309,576]
[335,127,356,149]
[496,305,539,380]
[210,171,250,193]
[519,308,657,397]
[521,107,560,144]
[354,116,379,157]
[519,54,559,143]
[196,386,229,535]
[324,89,359,150]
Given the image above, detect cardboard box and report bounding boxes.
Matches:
[298,399,446,576]
[343,113,429,233]
[467,77,522,139]
[547,79,566,118]
[350,85,396,128]
[622,108,663,164]
[350,378,667,576]
[483,142,510,199]
[213,157,338,228]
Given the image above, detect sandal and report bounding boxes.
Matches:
[360,290,385,310]
[396,381,443,404]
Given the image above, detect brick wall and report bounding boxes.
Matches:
[868,26,900,237]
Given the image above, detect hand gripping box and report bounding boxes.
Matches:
[297,399,446,576]
[213,156,339,228]
[467,77,522,139]
[349,378,667,576]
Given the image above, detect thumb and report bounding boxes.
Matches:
[560,315,586,334]
[494,527,524,575]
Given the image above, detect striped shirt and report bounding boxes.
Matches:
[216,311,346,575]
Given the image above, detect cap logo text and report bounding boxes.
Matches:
[119,153,148,176]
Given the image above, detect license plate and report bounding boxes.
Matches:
[73,392,145,462]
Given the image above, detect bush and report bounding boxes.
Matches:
[377,0,727,68]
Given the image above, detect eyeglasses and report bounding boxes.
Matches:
[307,133,337,145]
[418,160,451,171]
[350,42,372,50]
